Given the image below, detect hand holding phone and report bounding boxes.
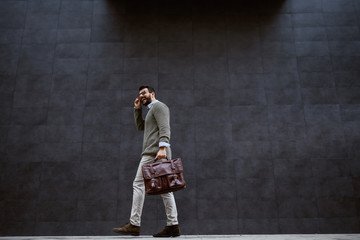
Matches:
[134,96,141,108]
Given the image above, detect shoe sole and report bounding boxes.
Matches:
[113,230,140,236]
[153,234,180,237]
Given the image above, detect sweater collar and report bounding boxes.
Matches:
[147,100,159,109]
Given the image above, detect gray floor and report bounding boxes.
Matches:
[0,235,359,240]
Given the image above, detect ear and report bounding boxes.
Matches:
[151,91,156,99]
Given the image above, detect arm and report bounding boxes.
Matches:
[153,104,171,159]
[134,97,144,131]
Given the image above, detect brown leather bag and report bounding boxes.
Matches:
[142,158,186,195]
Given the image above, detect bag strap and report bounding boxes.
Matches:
[150,164,156,188]
[150,164,155,176]
[170,159,178,179]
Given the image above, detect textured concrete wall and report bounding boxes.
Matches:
[0,0,360,236]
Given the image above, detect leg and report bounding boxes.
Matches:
[113,155,154,235]
[129,155,154,226]
[153,193,180,237]
[161,192,179,226]
[153,158,181,237]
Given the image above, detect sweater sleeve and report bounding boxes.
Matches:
[153,103,171,144]
[134,108,144,131]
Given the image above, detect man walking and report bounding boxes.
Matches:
[113,86,180,237]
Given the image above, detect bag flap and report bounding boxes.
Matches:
[142,158,183,179]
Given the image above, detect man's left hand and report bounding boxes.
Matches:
[155,147,167,160]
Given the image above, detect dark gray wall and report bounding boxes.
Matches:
[1,0,360,236]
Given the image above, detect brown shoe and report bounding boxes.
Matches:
[113,222,140,236]
[153,225,180,237]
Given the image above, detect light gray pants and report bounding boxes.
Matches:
[130,155,179,227]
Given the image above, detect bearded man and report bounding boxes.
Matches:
[113,86,180,237]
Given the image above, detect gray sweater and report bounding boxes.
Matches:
[134,101,171,158]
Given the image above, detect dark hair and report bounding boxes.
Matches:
[139,85,155,93]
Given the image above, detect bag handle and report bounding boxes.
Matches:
[153,156,168,163]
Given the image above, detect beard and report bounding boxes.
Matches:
[141,96,152,106]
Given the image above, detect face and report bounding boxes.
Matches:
[138,88,153,106]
